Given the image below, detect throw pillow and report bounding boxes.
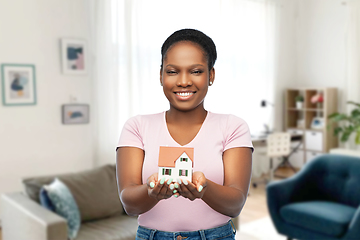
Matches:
[39,188,55,212]
[43,178,81,240]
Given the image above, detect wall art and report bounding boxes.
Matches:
[1,64,37,106]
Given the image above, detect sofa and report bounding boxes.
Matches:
[1,164,138,240]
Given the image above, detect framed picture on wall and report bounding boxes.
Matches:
[61,38,87,75]
[1,64,37,106]
[62,104,90,124]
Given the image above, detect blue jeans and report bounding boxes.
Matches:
[136,220,236,240]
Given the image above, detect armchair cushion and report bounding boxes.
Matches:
[280,201,356,237]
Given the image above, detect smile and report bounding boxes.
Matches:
[176,92,194,97]
[174,91,195,101]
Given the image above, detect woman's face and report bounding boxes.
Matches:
[160,41,215,112]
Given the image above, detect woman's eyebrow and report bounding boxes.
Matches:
[165,64,205,68]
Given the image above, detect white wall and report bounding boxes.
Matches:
[0,0,94,202]
[273,0,297,132]
[293,0,348,108]
[272,0,350,131]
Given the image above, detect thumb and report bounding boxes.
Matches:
[147,173,158,187]
[195,175,206,192]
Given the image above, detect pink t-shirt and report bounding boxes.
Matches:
[117,111,253,232]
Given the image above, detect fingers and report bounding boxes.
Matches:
[172,181,180,198]
[146,173,158,188]
[147,176,207,200]
[148,177,176,200]
[176,178,204,201]
[160,178,175,199]
[192,171,207,190]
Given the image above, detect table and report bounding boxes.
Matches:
[251,133,303,178]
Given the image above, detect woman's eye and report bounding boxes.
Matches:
[166,70,177,74]
[192,70,203,74]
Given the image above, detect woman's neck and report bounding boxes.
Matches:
[166,105,207,126]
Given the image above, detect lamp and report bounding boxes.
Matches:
[261,100,274,107]
[261,99,274,134]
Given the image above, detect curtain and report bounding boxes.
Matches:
[345,0,360,104]
[90,0,280,165]
[344,0,360,149]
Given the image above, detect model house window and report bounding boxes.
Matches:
[162,169,171,175]
[179,169,188,176]
[180,158,188,162]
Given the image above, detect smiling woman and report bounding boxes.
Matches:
[116,29,254,240]
[90,0,279,168]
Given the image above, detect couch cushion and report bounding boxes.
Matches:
[280,201,356,237]
[75,215,138,240]
[43,178,81,240]
[23,164,123,222]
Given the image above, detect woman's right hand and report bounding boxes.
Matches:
[147,173,176,201]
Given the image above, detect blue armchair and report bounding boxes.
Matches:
[267,154,360,240]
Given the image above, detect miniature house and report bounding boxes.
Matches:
[158,146,194,182]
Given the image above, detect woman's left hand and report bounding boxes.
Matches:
[175,171,207,201]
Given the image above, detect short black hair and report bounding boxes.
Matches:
[161,29,217,71]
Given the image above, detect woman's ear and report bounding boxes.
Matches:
[160,68,163,86]
[209,68,215,86]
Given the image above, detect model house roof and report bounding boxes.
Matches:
[158,146,194,168]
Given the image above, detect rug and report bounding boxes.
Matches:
[236,217,287,240]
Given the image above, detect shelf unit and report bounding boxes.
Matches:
[285,88,338,168]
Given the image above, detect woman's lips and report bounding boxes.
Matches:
[174,92,195,100]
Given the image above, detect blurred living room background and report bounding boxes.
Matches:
[0,0,359,239]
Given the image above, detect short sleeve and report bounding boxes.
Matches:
[117,115,144,150]
[223,115,254,152]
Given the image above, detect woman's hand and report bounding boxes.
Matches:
[147,173,175,201]
[176,171,207,201]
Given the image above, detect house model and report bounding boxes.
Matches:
[158,146,194,182]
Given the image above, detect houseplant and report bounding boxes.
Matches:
[295,95,304,109]
[328,101,360,144]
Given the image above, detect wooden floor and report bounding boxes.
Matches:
[0,168,295,239]
[240,167,296,225]
[240,181,269,225]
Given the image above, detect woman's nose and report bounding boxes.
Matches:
[177,73,192,87]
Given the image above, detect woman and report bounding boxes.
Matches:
[116,29,253,240]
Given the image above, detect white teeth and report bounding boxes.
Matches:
[177,92,193,97]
